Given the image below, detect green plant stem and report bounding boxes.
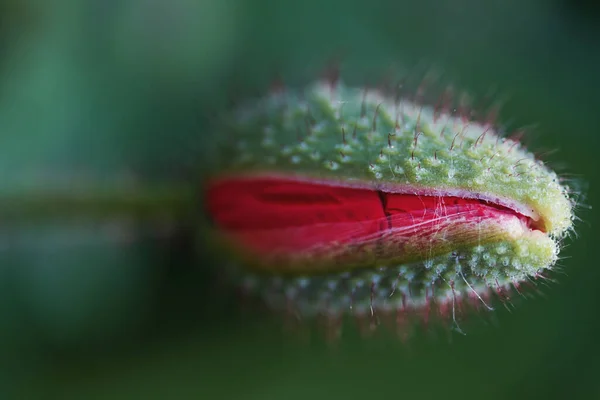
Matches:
[0,183,198,223]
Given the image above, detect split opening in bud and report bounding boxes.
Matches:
[205,176,544,273]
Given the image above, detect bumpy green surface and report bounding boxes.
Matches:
[209,81,572,236]
[206,80,574,318]
[232,234,556,317]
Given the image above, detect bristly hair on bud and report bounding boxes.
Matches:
[200,63,578,340]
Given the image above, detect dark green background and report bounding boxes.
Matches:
[1,0,597,398]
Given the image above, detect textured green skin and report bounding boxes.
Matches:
[206,80,573,319]
[232,234,555,317]
[210,81,572,234]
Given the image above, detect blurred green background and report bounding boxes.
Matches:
[0,0,597,398]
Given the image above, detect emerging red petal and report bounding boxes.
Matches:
[205,176,536,273]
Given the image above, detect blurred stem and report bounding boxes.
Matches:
[0,183,198,222]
